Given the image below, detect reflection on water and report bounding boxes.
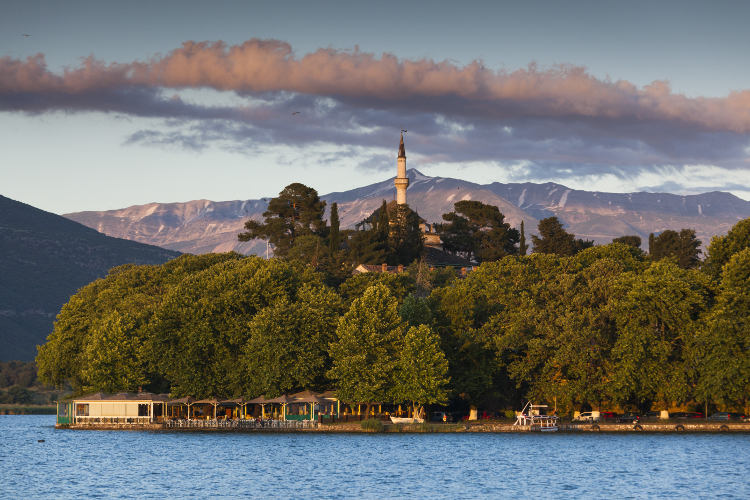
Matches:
[1,416,749,498]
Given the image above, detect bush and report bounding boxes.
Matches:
[504,410,516,420]
[360,418,385,432]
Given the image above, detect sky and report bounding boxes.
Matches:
[2,0,750,214]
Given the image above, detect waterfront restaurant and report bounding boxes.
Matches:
[58,390,347,426]
[61,392,169,425]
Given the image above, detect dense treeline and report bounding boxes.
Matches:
[36,212,750,414]
[35,182,750,413]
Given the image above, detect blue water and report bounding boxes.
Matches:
[1,416,749,498]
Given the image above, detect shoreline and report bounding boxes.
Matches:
[54,421,750,433]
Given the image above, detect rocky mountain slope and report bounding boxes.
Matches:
[0,195,180,361]
[65,170,750,255]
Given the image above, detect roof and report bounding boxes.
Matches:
[167,396,195,405]
[246,395,272,404]
[398,133,406,158]
[193,398,220,405]
[264,394,296,404]
[73,392,169,402]
[289,390,328,403]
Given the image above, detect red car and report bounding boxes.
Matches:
[599,411,618,420]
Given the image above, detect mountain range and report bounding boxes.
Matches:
[0,195,180,361]
[65,170,750,255]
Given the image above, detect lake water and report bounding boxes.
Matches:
[1,416,749,498]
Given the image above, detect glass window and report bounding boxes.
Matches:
[76,404,89,416]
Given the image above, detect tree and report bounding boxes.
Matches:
[693,248,750,408]
[649,229,702,269]
[394,324,450,418]
[608,261,710,411]
[328,284,404,414]
[329,202,341,255]
[238,183,326,257]
[613,235,642,249]
[388,203,424,265]
[703,218,750,280]
[242,284,343,397]
[399,295,432,328]
[531,217,592,256]
[519,220,528,256]
[437,200,519,262]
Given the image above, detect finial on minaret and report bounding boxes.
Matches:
[395,131,409,205]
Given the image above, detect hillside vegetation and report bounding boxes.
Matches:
[0,195,180,361]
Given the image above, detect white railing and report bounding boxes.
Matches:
[163,418,317,430]
[74,416,154,424]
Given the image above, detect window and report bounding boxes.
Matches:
[76,404,89,416]
[138,404,150,417]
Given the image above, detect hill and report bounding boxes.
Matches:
[65,170,750,255]
[0,195,180,361]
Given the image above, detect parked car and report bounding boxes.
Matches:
[708,412,746,421]
[599,411,618,421]
[671,412,704,420]
[617,413,640,423]
[641,411,660,420]
[573,412,599,422]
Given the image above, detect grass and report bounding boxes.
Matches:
[360,418,385,432]
[0,404,56,415]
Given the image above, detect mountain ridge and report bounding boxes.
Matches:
[0,195,180,361]
[64,170,750,255]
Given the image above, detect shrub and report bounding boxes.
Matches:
[360,418,384,432]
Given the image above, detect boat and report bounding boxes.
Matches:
[389,416,424,424]
[513,401,559,432]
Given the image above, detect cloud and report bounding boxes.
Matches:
[1,39,750,183]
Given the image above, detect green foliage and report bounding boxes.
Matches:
[34,216,750,415]
[649,229,702,269]
[608,260,711,408]
[242,284,343,397]
[531,217,593,256]
[703,218,750,279]
[347,200,423,266]
[338,272,415,307]
[238,183,326,257]
[613,235,642,248]
[519,220,528,256]
[399,295,433,327]
[437,200,519,262]
[388,204,424,265]
[693,248,750,407]
[328,284,404,405]
[0,361,38,388]
[394,325,450,414]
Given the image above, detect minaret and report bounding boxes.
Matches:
[395,133,409,205]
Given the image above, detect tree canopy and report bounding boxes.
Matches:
[238,183,326,257]
[648,229,702,269]
[531,217,593,256]
[437,200,519,262]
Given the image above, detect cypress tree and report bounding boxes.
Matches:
[519,220,528,256]
[329,202,340,255]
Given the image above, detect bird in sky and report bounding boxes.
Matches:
[22,33,31,37]
[291,111,301,115]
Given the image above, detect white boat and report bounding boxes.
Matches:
[514,402,559,432]
[389,416,425,424]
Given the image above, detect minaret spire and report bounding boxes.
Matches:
[395,131,409,205]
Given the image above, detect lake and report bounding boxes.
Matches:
[1,415,748,498]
